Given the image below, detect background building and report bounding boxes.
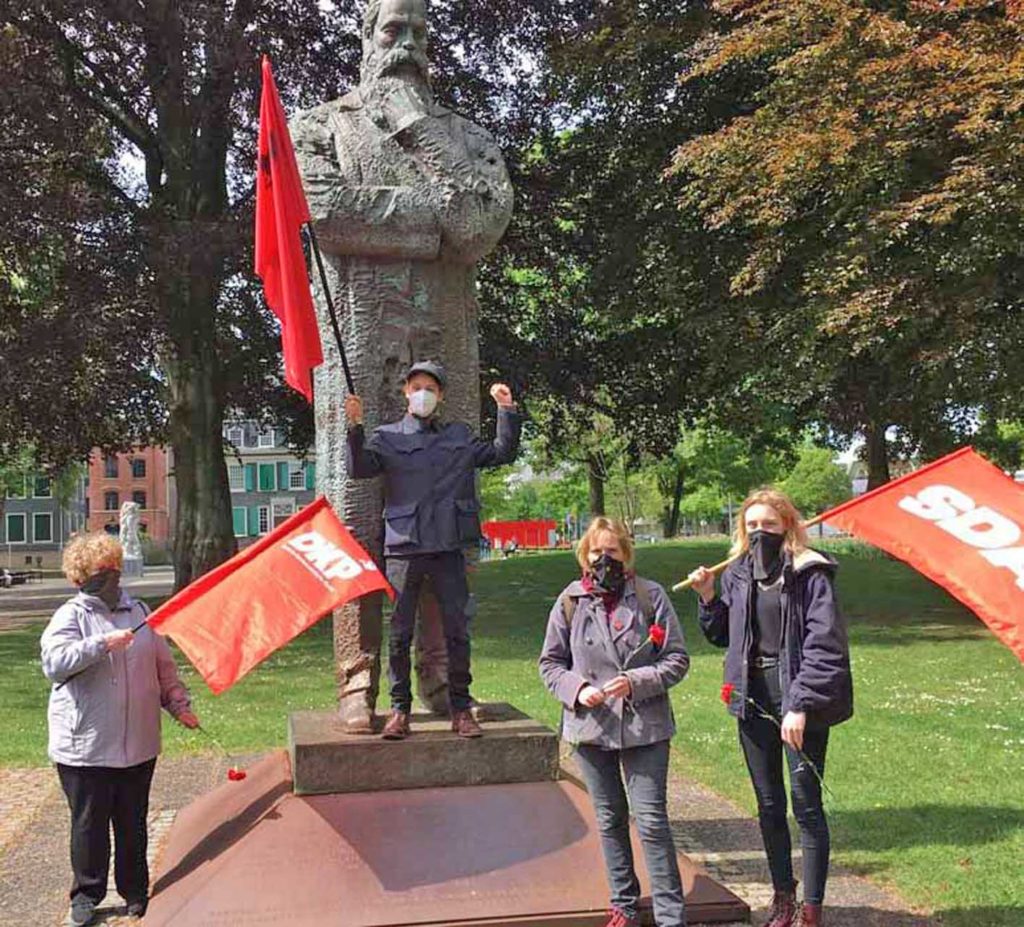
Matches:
[221,422,316,546]
[1,472,88,569]
[86,447,171,544]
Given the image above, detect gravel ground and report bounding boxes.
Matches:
[0,751,934,927]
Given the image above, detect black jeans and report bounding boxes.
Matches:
[386,551,472,713]
[739,667,830,904]
[57,759,157,905]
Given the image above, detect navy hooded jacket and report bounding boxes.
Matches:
[699,548,853,728]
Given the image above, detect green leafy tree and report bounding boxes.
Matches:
[779,444,852,516]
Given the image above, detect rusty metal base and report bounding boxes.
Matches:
[145,751,749,926]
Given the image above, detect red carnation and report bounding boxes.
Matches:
[227,767,247,781]
[720,683,735,705]
[649,624,667,648]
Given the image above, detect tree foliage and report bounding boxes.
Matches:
[1,0,592,583]
[669,0,1024,486]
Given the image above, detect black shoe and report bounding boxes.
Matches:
[65,898,96,927]
[126,898,148,918]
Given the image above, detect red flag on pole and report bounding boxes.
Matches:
[255,55,323,401]
[147,498,392,693]
[823,447,1024,663]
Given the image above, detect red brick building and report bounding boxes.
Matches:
[86,447,171,544]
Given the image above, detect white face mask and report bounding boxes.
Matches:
[408,388,439,418]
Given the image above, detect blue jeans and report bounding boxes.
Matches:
[575,740,686,926]
[739,666,830,904]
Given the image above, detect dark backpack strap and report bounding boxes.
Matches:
[561,594,578,625]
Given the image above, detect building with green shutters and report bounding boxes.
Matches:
[222,422,316,545]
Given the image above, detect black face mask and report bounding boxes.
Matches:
[589,553,627,596]
[81,569,122,607]
[748,530,785,582]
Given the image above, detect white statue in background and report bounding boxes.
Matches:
[119,501,143,561]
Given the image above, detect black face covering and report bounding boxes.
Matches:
[748,530,785,582]
[81,569,122,608]
[589,553,627,597]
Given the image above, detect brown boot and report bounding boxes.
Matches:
[381,710,410,740]
[766,886,798,927]
[794,902,823,927]
[451,709,483,738]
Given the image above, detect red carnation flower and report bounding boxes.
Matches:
[227,767,247,781]
[720,683,735,705]
[649,624,667,649]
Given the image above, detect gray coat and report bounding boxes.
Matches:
[539,577,690,750]
[347,408,522,556]
[41,591,191,768]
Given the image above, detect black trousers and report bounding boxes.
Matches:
[386,551,472,713]
[57,759,156,905]
[738,667,831,904]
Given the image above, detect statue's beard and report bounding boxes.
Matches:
[361,46,433,105]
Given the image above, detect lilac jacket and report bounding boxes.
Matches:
[41,591,191,768]
[539,577,689,749]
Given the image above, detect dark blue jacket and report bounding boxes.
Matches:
[347,408,522,556]
[699,548,853,728]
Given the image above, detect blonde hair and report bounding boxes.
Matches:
[729,487,808,559]
[576,516,636,573]
[62,533,124,586]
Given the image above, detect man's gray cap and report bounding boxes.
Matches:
[405,360,447,389]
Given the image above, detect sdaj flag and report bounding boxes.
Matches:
[824,447,1024,663]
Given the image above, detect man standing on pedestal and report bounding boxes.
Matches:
[291,0,514,732]
[345,361,521,739]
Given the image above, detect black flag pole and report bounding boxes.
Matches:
[306,223,356,395]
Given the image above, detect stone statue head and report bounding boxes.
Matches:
[360,0,432,99]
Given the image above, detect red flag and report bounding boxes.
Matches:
[823,447,1024,663]
[255,55,323,401]
[147,498,392,693]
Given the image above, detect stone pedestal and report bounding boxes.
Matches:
[145,704,750,926]
[289,703,558,795]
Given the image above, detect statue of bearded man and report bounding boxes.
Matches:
[291,0,513,732]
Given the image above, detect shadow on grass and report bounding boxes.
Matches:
[797,905,934,926]
[932,906,1024,927]
[830,805,1024,851]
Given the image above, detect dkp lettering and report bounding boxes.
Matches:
[285,532,377,583]
[899,485,1024,589]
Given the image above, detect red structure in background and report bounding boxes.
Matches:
[483,520,558,550]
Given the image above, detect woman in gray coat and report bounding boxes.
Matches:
[540,517,690,927]
[41,533,198,927]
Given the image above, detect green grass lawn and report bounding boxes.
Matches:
[2,541,1021,925]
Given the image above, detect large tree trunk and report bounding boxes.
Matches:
[153,225,236,590]
[587,452,606,517]
[864,420,891,490]
[166,356,236,590]
[665,464,684,538]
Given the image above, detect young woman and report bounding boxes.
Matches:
[41,533,198,926]
[540,517,690,927]
[688,489,853,927]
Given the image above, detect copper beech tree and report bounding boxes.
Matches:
[670,0,1024,487]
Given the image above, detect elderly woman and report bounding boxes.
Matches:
[687,488,853,927]
[41,533,198,927]
[540,517,690,927]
